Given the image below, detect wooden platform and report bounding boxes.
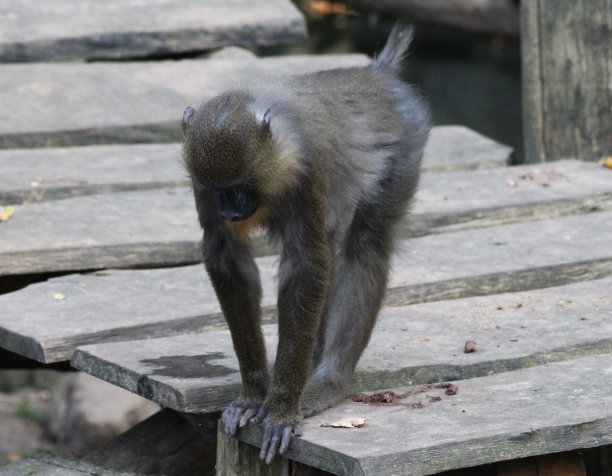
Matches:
[1,2,611,473]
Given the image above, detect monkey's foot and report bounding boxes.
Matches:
[253,404,302,464]
[300,379,350,418]
[221,398,262,436]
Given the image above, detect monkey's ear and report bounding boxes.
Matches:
[182,106,195,129]
[261,108,271,134]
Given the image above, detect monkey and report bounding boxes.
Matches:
[181,24,430,464]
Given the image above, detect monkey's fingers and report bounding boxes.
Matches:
[238,407,259,428]
[259,420,300,464]
[253,402,269,423]
[221,405,239,435]
[279,421,301,454]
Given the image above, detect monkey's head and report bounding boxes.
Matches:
[182,92,274,223]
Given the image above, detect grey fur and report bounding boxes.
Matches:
[182,24,430,463]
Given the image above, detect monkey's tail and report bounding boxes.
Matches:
[372,23,414,73]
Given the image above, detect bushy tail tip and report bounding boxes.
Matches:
[372,24,414,72]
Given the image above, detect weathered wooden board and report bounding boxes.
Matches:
[2,210,612,363]
[0,126,514,206]
[0,453,140,475]
[0,0,306,62]
[70,278,612,413]
[421,125,511,172]
[0,143,184,205]
[237,354,612,476]
[0,49,369,149]
[521,0,612,163]
[2,160,610,275]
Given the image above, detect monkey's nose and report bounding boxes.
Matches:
[220,210,248,222]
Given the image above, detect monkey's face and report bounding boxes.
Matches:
[182,95,273,223]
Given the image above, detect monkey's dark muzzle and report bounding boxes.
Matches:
[213,184,258,222]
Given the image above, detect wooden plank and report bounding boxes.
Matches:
[0,126,513,206]
[0,0,306,62]
[2,160,610,275]
[0,143,184,205]
[0,49,369,149]
[0,453,140,475]
[420,125,511,172]
[236,354,612,476]
[70,277,612,413]
[0,212,612,363]
[521,0,612,162]
[2,210,612,363]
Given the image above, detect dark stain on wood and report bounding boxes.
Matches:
[140,352,235,379]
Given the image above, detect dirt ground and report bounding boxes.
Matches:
[0,388,59,466]
[0,370,64,468]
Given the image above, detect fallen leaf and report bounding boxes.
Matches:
[600,157,612,169]
[320,417,366,428]
[506,178,518,188]
[53,293,67,300]
[0,206,15,222]
[8,453,21,462]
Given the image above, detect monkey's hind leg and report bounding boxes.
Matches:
[301,199,398,417]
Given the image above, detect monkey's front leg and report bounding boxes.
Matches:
[203,233,269,436]
[255,237,331,464]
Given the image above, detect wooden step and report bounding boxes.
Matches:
[0,49,368,149]
[1,209,612,364]
[0,0,306,62]
[0,126,513,206]
[231,354,612,475]
[2,160,610,276]
[69,278,612,413]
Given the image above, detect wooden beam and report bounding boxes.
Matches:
[84,409,216,476]
[339,0,519,37]
[521,0,612,162]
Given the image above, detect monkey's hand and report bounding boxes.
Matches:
[254,404,302,464]
[221,397,263,436]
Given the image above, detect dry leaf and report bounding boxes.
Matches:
[320,417,366,428]
[0,206,15,222]
[600,157,612,169]
[506,179,518,188]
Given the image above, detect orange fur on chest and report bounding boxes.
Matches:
[225,206,269,241]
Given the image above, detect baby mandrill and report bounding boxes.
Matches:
[181,24,430,464]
